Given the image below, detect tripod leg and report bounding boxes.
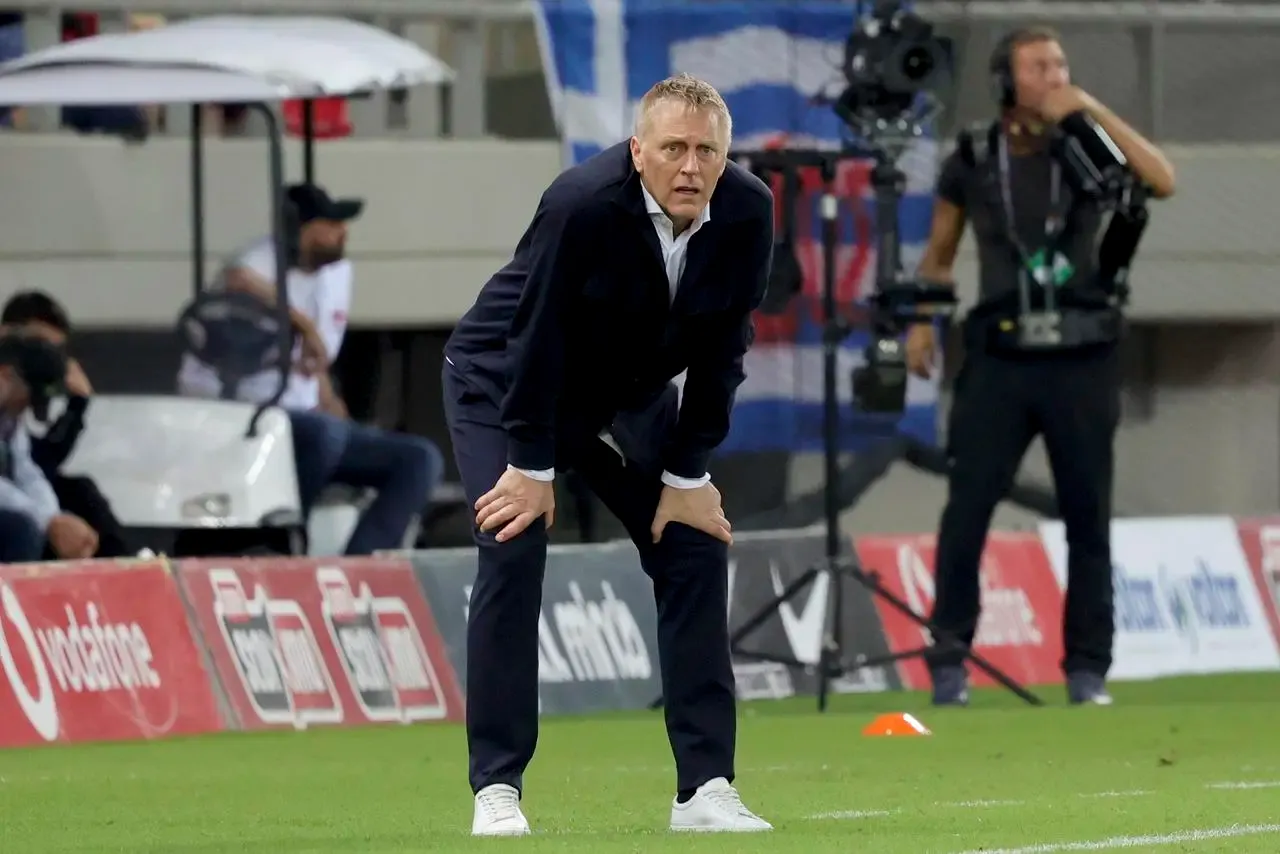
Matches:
[816,561,845,713]
[834,562,1043,706]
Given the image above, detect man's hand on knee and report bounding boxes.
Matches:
[650,483,732,546]
[476,467,556,543]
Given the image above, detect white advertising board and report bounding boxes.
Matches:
[1039,517,1280,680]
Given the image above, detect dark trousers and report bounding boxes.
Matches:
[443,363,735,796]
[930,346,1120,678]
[288,410,443,555]
[0,508,43,563]
[48,474,129,558]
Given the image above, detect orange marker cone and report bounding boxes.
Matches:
[862,712,932,737]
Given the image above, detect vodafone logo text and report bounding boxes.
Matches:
[0,582,162,743]
[0,563,224,748]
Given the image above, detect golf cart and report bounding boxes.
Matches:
[0,16,454,557]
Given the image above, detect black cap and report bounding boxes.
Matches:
[0,333,67,421]
[285,183,364,225]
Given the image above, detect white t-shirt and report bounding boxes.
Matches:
[177,237,352,411]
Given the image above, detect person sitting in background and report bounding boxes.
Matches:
[0,11,26,130]
[0,333,98,563]
[59,11,151,142]
[1,291,129,557]
[176,183,442,555]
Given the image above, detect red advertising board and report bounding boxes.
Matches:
[177,557,464,730]
[0,560,224,748]
[854,532,1066,690]
[1232,517,1280,646]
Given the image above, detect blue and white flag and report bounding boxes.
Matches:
[534,0,943,453]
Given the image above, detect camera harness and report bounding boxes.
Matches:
[995,129,1069,323]
[965,122,1076,339]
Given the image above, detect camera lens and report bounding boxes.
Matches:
[901,45,935,80]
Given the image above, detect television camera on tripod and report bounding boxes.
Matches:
[728,1,1054,712]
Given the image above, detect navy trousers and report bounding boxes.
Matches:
[443,362,736,796]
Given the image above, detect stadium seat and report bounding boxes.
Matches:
[283,98,352,139]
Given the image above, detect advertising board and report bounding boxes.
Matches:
[854,533,1066,689]
[0,560,224,747]
[178,557,463,729]
[412,543,663,716]
[1040,517,1280,678]
[729,528,903,698]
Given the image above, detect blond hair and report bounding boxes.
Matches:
[634,73,732,146]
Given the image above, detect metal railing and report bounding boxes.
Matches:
[2,0,535,138]
[5,1,1280,140]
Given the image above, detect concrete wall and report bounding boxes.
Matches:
[0,135,1277,328]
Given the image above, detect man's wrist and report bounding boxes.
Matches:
[661,470,710,489]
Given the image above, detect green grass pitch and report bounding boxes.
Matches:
[2,674,1278,853]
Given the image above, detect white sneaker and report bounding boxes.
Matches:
[472,784,531,836]
[670,777,773,832]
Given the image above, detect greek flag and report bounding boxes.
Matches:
[534,0,942,453]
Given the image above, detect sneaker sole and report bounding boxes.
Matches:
[473,828,531,837]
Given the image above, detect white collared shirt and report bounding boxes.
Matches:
[640,182,712,305]
[515,181,713,490]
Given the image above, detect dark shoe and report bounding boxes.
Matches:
[930,665,970,706]
[1066,671,1113,706]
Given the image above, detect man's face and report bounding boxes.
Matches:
[1012,38,1070,113]
[629,100,728,227]
[300,218,349,268]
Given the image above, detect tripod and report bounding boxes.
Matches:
[723,146,1042,712]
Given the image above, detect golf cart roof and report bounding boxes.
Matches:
[0,15,455,106]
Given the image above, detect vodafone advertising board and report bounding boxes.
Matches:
[854,533,1066,690]
[1039,517,1280,679]
[1228,517,1280,646]
[178,558,464,730]
[0,560,224,748]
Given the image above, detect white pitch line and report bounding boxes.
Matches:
[1206,780,1280,790]
[808,809,896,820]
[808,781,1261,823]
[949,823,1280,854]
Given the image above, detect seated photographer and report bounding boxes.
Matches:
[0,333,99,563]
[907,26,1174,707]
[176,183,442,555]
[1,291,129,558]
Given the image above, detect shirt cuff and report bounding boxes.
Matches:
[511,464,554,482]
[661,470,711,489]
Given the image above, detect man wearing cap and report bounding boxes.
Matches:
[178,183,441,555]
[0,333,99,563]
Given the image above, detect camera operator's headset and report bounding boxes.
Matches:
[988,31,1020,109]
[955,32,1026,169]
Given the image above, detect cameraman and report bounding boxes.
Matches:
[908,26,1174,706]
